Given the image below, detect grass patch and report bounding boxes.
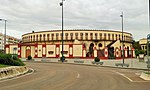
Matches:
[0,64,10,68]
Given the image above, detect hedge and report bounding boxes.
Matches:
[0,53,25,66]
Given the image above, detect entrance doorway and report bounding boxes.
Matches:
[26,46,31,58]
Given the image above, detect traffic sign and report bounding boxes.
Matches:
[147,34,150,41]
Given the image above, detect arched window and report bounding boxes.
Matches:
[43,34,45,41]
[95,33,97,40]
[119,34,121,40]
[80,33,83,40]
[100,33,102,40]
[104,33,106,40]
[40,34,42,41]
[33,35,35,41]
[65,33,68,40]
[36,35,38,41]
[85,33,88,40]
[75,33,78,39]
[116,34,118,40]
[90,33,93,40]
[28,36,30,41]
[47,34,50,41]
[30,35,32,42]
[108,34,110,40]
[51,34,54,40]
[112,34,114,40]
[70,33,73,40]
[56,33,59,40]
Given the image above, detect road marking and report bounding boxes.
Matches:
[112,71,150,83]
[115,71,133,82]
[77,73,80,79]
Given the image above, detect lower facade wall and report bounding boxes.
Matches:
[6,44,86,58]
[5,44,135,59]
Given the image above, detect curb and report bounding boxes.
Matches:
[0,66,29,80]
[140,72,150,80]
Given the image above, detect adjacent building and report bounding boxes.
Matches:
[139,38,147,50]
[0,33,20,50]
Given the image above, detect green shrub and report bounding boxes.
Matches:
[12,60,25,66]
[2,54,13,65]
[135,49,146,56]
[27,55,32,60]
[13,55,18,60]
[94,57,100,62]
[0,53,25,66]
[0,49,4,54]
[13,55,22,62]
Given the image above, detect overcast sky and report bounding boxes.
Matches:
[0,0,148,40]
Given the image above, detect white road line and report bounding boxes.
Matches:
[77,73,80,78]
[131,81,149,83]
[115,71,133,82]
[112,71,150,83]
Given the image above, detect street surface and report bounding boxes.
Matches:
[0,62,150,90]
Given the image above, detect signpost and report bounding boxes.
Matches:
[147,34,150,71]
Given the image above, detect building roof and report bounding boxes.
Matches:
[0,33,20,40]
[22,29,132,36]
[140,38,147,40]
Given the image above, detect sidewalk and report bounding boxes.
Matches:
[22,57,149,70]
[101,59,147,69]
[64,58,148,69]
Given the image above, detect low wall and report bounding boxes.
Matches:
[0,66,29,80]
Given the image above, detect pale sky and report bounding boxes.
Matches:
[0,0,149,40]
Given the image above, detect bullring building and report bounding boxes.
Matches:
[5,29,135,59]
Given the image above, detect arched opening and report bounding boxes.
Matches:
[13,47,17,54]
[26,46,31,58]
[86,43,94,57]
[108,47,115,59]
[98,43,102,48]
[127,46,129,57]
[97,43,104,58]
[90,43,94,47]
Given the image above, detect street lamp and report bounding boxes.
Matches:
[120,12,125,65]
[0,19,7,53]
[60,0,65,62]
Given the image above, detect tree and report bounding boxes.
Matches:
[0,49,4,54]
[132,40,141,50]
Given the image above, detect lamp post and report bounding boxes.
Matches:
[60,0,65,62]
[120,12,124,65]
[0,19,7,53]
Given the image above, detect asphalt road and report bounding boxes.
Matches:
[0,62,150,90]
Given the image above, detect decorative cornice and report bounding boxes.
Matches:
[22,29,132,36]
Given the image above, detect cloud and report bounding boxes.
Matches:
[0,0,148,40]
